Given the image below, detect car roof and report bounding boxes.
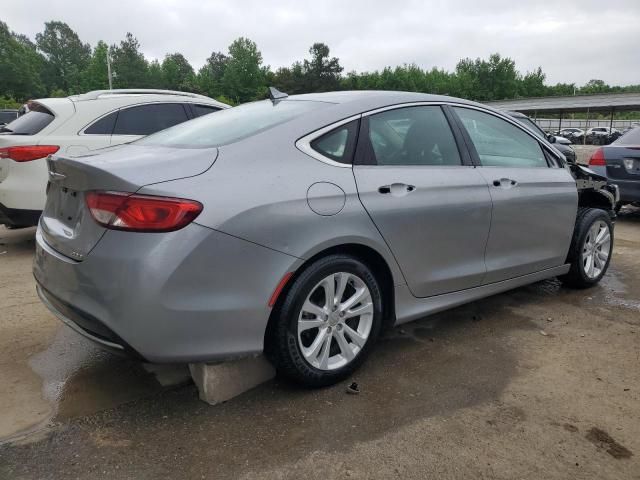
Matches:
[72,90,228,108]
[284,90,479,110]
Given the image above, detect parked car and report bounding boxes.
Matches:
[506,111,576,163]
[588,126,640,210]
[0,109,18,126]
[586,127,621,145]
[34,90,618,387]
[557,128,585,144]
[0,89,228,227]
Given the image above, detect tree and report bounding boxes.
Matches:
[80,41,109,91]
[0,21,46,101]
[580,79,609,94]
[110,33,149,88]
[162,53,195,91]
[221,37,265,103]
[196,51,228,97]
[147,59,164,88]
[301,43,342,92]
[36,21,90,94]
[520,67,547,98]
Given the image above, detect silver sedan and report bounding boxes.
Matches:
[34,90,615,386]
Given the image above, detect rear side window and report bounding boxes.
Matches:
[85,111,118,135]
[191,104,221,118]
[310,120,359,164]
[0,104,54,135]
[365,106,461,166]
[454,107,547,168]
[113,103,189,136]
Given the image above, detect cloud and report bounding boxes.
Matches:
[4,0,640,85]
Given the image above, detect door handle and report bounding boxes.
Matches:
[378,183,416,196]
[492,178,518,188]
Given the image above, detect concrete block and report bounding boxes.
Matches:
[189,355,276,405]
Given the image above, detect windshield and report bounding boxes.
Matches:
[0,104,54,134]
[614,127,640,146]
[137,100,330,148]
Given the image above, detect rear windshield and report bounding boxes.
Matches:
[0,111,17,124]
[0,104,54,135]
[614,127,640,146]
[137,100,330,148]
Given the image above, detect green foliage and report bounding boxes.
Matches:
[161,53,195,91]
[110,33,149,88]
[36,21,91,94]
[273,43,342,93]
[1,19,640,106]
[0,96,22,109]
[221,37,265,103]
[0,21,46,100]
[80,41,109,91]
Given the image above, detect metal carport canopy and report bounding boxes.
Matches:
[484,92,640,114]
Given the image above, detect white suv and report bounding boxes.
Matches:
[0,89,228,227]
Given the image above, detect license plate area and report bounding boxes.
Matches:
[48,184,84,227]
[623,158,640,175]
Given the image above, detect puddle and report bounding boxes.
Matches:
[30,327,191,420]
[3,327,191,444]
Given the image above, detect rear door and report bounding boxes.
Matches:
[451,106,577,284]
[110,103,190,145]
[353,105,492,298]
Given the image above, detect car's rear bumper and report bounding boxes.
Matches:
[0,202,41,226]
[612,178,640,203]
[33,223,300,363]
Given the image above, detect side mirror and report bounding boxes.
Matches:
[547,134,556,144]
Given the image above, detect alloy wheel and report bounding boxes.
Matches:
[297,272,374,370]
[582,220,611,279]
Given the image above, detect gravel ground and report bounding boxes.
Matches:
[0,207,639,480]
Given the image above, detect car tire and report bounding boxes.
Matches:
[271,254,383,387]
[560,208,613,289]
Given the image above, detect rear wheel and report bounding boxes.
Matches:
[271,254,383,387]
[560,208,613,288]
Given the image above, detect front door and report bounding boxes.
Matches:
[451,106,578,284]
[353,105,492,298]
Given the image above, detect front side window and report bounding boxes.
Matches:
[454,107,547,168]
[113,103,189,136]
[366,106,461,166]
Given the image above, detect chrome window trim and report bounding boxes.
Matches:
[296,101,564,168]
[295,114,361,168]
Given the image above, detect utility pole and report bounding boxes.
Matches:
[107,51,113,90]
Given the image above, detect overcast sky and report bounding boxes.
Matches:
[4,0,640,86]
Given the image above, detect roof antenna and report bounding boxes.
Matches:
[268,87,288,103]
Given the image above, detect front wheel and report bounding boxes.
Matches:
[271,254,383,387]
[560,208,613,288]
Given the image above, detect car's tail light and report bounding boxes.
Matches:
[588,148,606,166]
[0,145,59,162]
[85,191,203,232]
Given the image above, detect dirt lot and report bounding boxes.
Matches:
[0,208,639,480]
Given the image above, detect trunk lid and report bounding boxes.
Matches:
[604,146,640,181]
[40,144,218,260]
